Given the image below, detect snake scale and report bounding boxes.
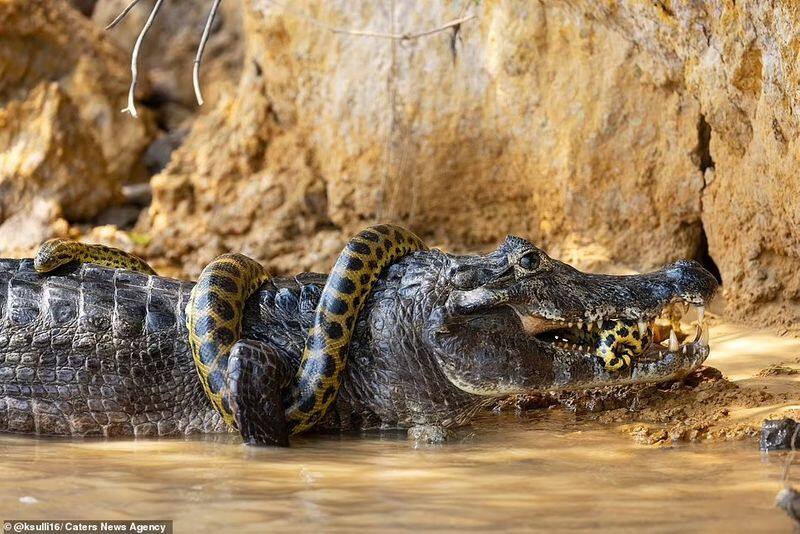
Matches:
[33,225,427,434]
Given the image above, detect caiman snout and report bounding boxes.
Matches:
[431,237,720,391]
[663,259,719,305]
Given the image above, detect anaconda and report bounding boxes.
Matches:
[0,233,717,446]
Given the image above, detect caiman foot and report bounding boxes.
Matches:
[226,340,291,447]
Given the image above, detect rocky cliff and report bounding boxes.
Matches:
[0,0,797,331]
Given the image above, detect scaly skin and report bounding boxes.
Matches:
[34,226,427,437]
[2,235,718,445]
[186,254,271,429]
[35,239,156,275]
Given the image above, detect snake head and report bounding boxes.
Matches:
[33,238,74,273]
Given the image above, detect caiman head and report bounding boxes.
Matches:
[400,235,718,396]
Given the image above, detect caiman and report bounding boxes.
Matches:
[0,228,717,446]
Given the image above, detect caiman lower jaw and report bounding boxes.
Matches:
[511,302,711,370]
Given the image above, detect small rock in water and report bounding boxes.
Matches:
[761,418,800,451]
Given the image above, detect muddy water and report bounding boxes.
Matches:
[1,323,798,532]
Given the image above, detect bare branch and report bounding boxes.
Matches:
[121,0,164,118]
[105,0,142,30]
[264,0,476,41]
[193,0,222,107]
[110,0,476,118]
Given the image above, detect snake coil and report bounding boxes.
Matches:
[34,225,427,435]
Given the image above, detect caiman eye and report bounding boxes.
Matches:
[518,252,540,270]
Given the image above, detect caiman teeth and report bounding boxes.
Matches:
[637,320,648,336]
[669,329,679,352]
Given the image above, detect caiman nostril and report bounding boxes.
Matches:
[665,259,719,302]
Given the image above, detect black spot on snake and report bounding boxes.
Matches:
[192,292,213,312]
[210,299,235,321]
[325,295,349,315]
[347,241,371,256]
[321,357,336,377]
[298,388,317,413]
[332,275,356,295]
[199,342,218,366]
[193,315,217,336]
[325,320,343,340]
[207,369,225,394]
[361,231,380,243]
[344,255,364,271]
[215,262,242,278]
[208,274,239,294]
[213,326,235,346]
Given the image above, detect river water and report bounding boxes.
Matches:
[0,322,798,532]
[0,412,792,532]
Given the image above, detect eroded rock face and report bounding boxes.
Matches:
[0,83,115,225]
[0,0,154,183]
[142,1,704,276]
[0,0,155,250]
[139,0,797,328]
[564,1,800,330]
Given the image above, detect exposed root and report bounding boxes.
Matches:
[120,0,164,118]
[104,0,142,30]
[193,0,223,107]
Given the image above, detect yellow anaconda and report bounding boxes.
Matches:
[285,224,427,433]
[186,254,272,428]
[34,238,156,275]
[595,320,653,371]
[33,225,428,434]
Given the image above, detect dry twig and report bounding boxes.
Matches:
[104,0,142,30]
[121,0,164,118]
[109,0,477,118]
[263,0,475,41]
[193,0,222,107]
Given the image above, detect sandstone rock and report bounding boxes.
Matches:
[0,198,68,257]
[140,0,798,330]
[561,1,800,330]
[0,0,154,185]
[142,1,703,280]
[0,83,116,222]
